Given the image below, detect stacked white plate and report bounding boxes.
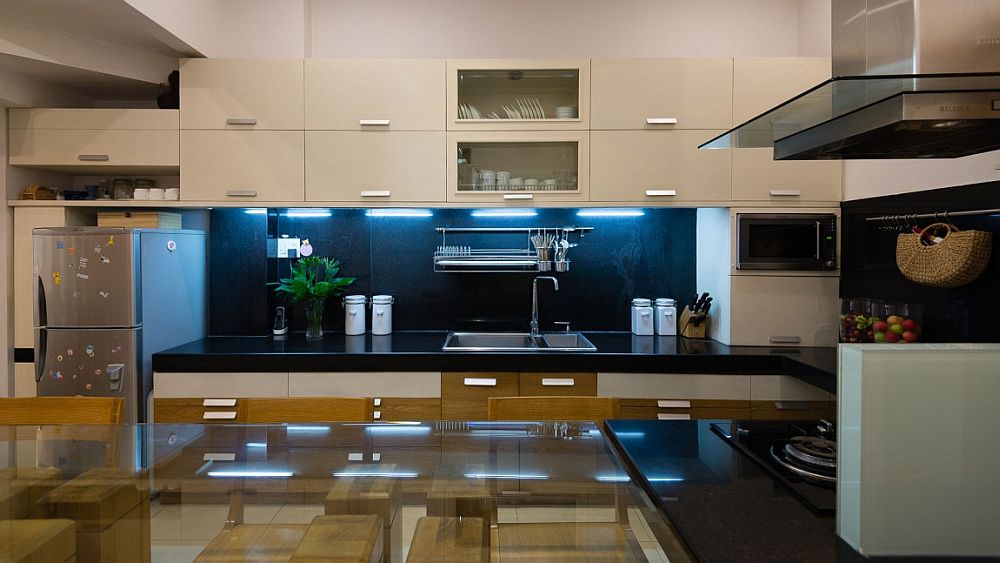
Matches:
[555,105,578,119]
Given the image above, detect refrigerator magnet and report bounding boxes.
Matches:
[56,241,64,249]
[52,272,62,285]
[56,354,63,362]
[93,245,101,253]
[85,345,95,357]
[106,235,115,246]
[67,247,76,255]
[99,291,110,298]
[100,256,110,264]
[66,348,73,356]
[49,370,62,380]
[85,383,93,390]
[76,273,88,280]
[79,257,88,268]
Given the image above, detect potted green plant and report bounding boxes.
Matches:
[271,256,355,339]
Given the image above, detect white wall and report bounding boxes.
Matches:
[225,0,307,58]
[123,0,228,58]
[796,0,832,57]
[844,151,1000,200]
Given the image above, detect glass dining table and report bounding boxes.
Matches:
[0,421,689,562]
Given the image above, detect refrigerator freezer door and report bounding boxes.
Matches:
[35,327,142,423]
[33,228,138,328]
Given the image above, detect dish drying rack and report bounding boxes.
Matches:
[433,226,592,273]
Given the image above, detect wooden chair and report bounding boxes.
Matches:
[238,397,374,423]
[0,397,123,424]
[488,396,621,423]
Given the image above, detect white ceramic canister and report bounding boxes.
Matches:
[654,298,677,336]
[371,295,394,335]
[344,295,367,335]
[631,298,654,335]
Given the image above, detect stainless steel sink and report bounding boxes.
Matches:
[442,332,597,352]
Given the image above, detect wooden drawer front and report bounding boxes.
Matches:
[305,59,445,130]
[591,58,733,130]
[590,130,731,203]
[620,399,750,420]
[9,129,179,168]
[728,276,839,347]
[153,398,240,423]
[598,373,750,400]
[305,131,446,202]
[750,400,833,421]
[517,373,597,396]
[374,398,442,422]
[181,130,305,201]
[180,58,304,130]
[441,372,518,420]
[732,148,842,202]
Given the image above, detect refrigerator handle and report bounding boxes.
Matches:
[33,274,47,327]
[34,329,46,382]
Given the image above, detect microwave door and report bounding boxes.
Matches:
[739,220,821,270]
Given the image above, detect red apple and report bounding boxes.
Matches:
[901,319,919,332]
[873,321,889,332]
[902,331,920,343]
[884,331,900,343]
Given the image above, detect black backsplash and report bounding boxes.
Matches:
[841,180,1000,342]
[209,208,696,335]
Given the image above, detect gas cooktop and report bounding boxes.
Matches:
[710,420,836,514]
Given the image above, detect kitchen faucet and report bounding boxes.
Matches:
[530,276,559,337]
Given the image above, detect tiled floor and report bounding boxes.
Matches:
[150,502,670,562]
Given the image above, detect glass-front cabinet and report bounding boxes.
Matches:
[448,132,590,202]
[447,59,590,130]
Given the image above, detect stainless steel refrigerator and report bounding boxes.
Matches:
[33,227,206,423]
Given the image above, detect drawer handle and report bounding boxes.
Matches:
[226,190,258,197]
[359,119,390,126]
[769,189,802,197]
[503,194,533,200]
[348,452,363,462]
[360,190,391,197]
[646,117,678,125]
[768,335,802,344]
[203,453,236,461]
[374,411,381,420]
[372,452,381,462]
[645,190,677,197]
[541,378,575,387]
[657,400,690,409]
[464,378,497,387]
[373,398,381,406]
[226,118,257,125]
[203,399,237,407]
[657,413,691,420]
[78,154,110,161]
[774,401,813,411]
[203,412,237,420]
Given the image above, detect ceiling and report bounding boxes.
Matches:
[0,54,160,102]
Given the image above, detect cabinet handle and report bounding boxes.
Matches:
[769,189,802,197]
[373,398,381,406]
[226,118,257,125]
[203,412,237,420]
[374,411,381,419]
[503,194,533,200]
[646,117,678,125]
[348,452,363,461]
[78,154,110,161]
[203,453,236,461]
[359,119,390,126]
[645,190,677,197]
[542,378,575,387]
[657,400,690,409]
[768,335,802,344]
[226,190,258,197]
[657,413,691,420]
[203,399,237,407]
[372,452,381,462]
[774,401,812,411]
[360,190,391,197]
[464,378,497,387]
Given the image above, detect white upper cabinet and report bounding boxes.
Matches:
[180,59,304,130]
[732,57,831,126]
[591,58,733,130]
[305,59,445,130]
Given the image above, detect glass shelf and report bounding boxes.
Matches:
[457,141,578,193]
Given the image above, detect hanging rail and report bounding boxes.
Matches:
[864,208,1000,222]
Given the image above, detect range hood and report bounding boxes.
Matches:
[701,0,1000,160]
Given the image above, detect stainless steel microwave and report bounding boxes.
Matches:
[736,213,837,271]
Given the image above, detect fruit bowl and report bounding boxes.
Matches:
[871,302,923,344]
[840,298,875,343]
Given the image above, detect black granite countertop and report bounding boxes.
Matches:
[606,419,859,562]
[152,331,836,392]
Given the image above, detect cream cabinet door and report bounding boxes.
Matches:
[181,130,305,202]
[732,148,842,202]
[9,108,177,130]
[305,131,446,202]
[9,129,179,172]
[591,58,733,130]
[597,373,750,400]
[305,59,445,130]
[733,57,831,125]
[728,275,839,347]
[591,131,730,203]
[180,59,304,130]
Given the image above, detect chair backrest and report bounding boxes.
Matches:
[488,396,621,422]
[239,397,374,423]
[0,397,123,424]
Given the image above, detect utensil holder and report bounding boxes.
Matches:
[538,260,553,272]
[678,306,707,339]
[554,260,570,272]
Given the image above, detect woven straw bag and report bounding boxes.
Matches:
[896,222,992,288]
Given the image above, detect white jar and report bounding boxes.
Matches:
[631,298,654,335]
[344,295,367,335]
[654,298,677,336]
[371,295,394,335]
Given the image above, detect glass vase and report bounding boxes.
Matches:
[304,298,324,340]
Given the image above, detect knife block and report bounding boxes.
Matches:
[679,307,707,339]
